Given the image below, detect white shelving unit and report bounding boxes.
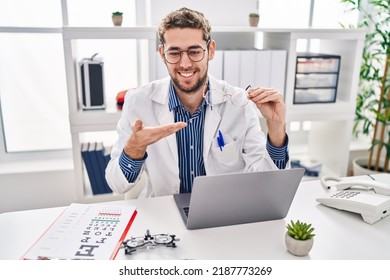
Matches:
[263,28,365,177]
[63,27,365,201]
[63,26,157,202]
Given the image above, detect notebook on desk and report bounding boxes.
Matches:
[174,168,305,230]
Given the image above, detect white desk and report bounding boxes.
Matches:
[1,174,389,260]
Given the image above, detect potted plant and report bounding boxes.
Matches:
[341,0,390,173]
[285,220,315,256]
[249,12,260,27]
[112,11,123,26]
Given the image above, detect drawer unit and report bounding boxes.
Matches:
[294,88,337,104]
[294,53,341,104]
[296,56,340,73]
[295,73,338,88]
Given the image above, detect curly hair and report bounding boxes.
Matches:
[157,7,212,44]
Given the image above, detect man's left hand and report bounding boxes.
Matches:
[248,87,286,147]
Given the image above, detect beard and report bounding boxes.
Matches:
[170,65,208,95]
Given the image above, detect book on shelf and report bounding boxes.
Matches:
[81,142,100,195]
[81,142,113,195]
[21,203,137,260]
[88,142,107,194]
[95,142,113,194]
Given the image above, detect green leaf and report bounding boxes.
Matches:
[286,220,315,240]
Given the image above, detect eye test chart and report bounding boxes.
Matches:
[21,203,137,260]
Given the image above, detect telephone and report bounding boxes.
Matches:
[316,176,390,224]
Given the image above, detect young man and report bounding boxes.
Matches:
[106,7,289,197]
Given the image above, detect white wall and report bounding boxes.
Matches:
[0,169,76,213]
[149,0,257,26]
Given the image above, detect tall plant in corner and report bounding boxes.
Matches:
[342,0,390,172]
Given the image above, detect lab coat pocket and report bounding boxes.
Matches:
[210,135,244,171]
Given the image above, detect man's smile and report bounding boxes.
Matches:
[178,71,196,78]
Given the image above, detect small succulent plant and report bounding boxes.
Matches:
[112,11,123,16]
[286,220,315,240]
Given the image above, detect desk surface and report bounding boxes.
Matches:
[1,174,390,260]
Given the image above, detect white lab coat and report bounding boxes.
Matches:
[106,75,283,197]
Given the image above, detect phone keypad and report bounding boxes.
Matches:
[331,191,360,199]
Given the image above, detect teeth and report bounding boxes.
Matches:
[180,72,194,77]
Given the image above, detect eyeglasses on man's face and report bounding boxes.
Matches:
[163,47,206,64]
[163,40,210,64]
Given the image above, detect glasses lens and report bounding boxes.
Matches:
[230,89,249,107]
[205,89,226,106]
[165,48,205,64]
[165,50,181,64]
[187,48,205,62]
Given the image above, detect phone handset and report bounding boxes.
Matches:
[321,176,390,196]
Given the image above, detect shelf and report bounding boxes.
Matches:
[213,27,365,35]
[0,158,73,175]
[69,111,121,132]
[62,26,156,39]
[59,26,367,41]
[0,27,62,33]
[262,28,366,40]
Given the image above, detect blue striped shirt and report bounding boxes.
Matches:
[168,83,207,193]
[119,81,288,193]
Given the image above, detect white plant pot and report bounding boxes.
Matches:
[285,232,314,256]
[352,156,386,176]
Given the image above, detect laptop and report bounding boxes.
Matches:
[174,168,305,230]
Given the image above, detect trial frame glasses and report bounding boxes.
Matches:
[203,86,251,108]
[163,40,210,64]
[122,230,179,255]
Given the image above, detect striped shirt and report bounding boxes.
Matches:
[119,81,289,193]
[168,83,207,193]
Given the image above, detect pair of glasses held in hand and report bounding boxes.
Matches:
[203,85,251,108]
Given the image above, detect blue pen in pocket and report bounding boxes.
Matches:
[217,130,225,151]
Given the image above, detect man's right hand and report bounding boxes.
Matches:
[124,119,187,159]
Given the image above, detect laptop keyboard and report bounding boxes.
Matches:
[183,207,190,217]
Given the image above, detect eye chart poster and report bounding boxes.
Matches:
[21,203,137,260]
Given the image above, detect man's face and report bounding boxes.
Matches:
[159,28,215,95]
